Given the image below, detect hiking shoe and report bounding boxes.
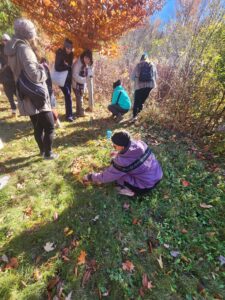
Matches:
[44,153,59,160]
[115,114,123,123]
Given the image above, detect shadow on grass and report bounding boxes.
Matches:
[54,116,121,148]
[0,155,40,173]
[0,118,32,143]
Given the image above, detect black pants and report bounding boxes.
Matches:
[133,87,152,117]
[108,104,128,116]
[30,111,54,156]
[3,82,17,110]
[124,180,161,196]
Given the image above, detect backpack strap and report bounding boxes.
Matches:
[115,91,122,105]
[112,147,152,173]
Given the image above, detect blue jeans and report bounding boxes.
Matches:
[60,80,73,119]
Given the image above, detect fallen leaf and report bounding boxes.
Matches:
[77,250,87,265]
[44,242,56,252]
[53,212,58,221]
[181,255,189,263]
[1,254,9,263]
[157,255,163,269]
[163,243,170,249]
[74,266,78,276]
[92,215,99,222]
[23,206,33,216]
[181,179,190,187]
[139,287,145,297]
[33,268,42,280]
[132,218,141,225]
[142,273,154,290]
[170,250,180,257]
[64,227,74,236]
[35,255,41,264]
[81,269,91,287]
[5,257,19,269]
[47,276,60,291]
[181,228,188,234]
[122,260,135,272]
[200,203,213,209]
[139,248,147,253]
[218,255,225,266]
[123,247,129,252]
[197,282,206,294]
[123,202,130,210]
[65,291,73,300]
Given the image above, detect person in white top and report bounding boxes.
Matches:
[72,50,93,117]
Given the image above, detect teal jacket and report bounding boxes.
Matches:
[111,85,131,110]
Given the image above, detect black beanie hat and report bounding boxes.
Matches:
[111,131,130,147]
[113,79,121,89]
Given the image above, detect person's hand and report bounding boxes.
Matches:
[110,151,118,158]
[83,174,92,185]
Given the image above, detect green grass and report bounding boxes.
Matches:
[0,96,224,300]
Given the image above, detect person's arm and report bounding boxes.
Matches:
[19,45,47,83]
[84,164,125,184]
[55,50,70,72]
[131,64,138,81]
[72,60,87,84]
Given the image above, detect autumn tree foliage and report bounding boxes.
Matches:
[11,0,163,54]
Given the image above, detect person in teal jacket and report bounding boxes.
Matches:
[108,80,131,122]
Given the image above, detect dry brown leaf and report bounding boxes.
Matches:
[23,206,33,216]
[122,260,135,272]
[77,250,87,265]
[142,273,154,290]
[47,276,60,291]
[181,228,188,234]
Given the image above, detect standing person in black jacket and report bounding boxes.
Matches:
[0,33,17,116]
[55,38,74,122]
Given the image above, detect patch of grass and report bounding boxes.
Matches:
[0,97,224,299]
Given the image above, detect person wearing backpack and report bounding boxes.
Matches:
[131,53,157,121]
[108,80,131,122]
[4,18,57,160]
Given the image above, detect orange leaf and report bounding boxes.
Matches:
[122,260,135,272]
[5,257,18,269]
[181,179,190,187]
[77,250,87,265]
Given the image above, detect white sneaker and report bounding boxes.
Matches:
[117,187,135,197]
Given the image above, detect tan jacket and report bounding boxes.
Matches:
[4,38,51,116]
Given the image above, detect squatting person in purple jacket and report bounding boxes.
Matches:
[83,131,163,197]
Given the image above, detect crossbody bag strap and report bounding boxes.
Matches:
[112,147,152,173]
[115,91,122,105]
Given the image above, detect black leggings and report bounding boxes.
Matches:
[124,180,161,196]
[133,87,152,117]
[30,111,54,156]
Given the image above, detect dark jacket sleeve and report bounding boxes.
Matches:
[55,49,70,72]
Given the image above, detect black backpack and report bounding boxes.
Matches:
[139,62,153,82]
[17,70,47,110]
